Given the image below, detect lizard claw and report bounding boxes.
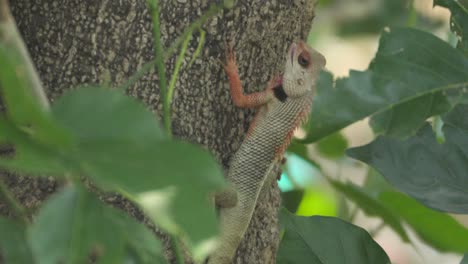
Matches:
[223,40,237,71]
[214,187,238,208]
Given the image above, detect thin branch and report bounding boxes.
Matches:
[167,33,192,112]
[0,0,50,110]
[119,1,230,98]
[0,0,9,22]
[148,0,170,135]
[164,1,228,59]
[369,221,385,237]
[170,233,185,264]
[0,177,30,224]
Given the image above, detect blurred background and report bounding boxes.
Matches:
[279,0,467,263]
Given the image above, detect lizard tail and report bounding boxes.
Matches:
[208,203,252,264]
[208,163,275,264]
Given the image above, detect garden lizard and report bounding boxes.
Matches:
[209,41,326,264]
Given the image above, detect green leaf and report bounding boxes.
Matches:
[281,189,305,214]
[363,168,395,195]
[29,186,165,264]
[347,105,468,213]
[302,28,468,143]
[435,0,468,56]
[368,25,468,138]
[379,191,468,253]
[278,209,391,264]
[461,253,468,264]
[0,45,74,176]
[52,86,166,144]
[443,103,468,130]
[316,132,348,159]
[0,117,72,176]
[328,179,409,242]
[0,217,34,264]
[52,87,225,244]
[370,92,451,138]
[365,170,468,253]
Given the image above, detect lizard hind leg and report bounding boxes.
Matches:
[214,187,238,209]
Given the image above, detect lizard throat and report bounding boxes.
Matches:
[273,84,288,102]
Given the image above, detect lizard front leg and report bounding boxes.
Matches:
[224,43,274,108]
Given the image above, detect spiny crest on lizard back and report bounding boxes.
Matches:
[282,41,326,98]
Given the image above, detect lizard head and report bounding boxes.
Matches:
[281,41,326,98]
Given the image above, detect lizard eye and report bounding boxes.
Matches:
[297,52,310,68]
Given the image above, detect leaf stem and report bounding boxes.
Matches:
[147,0,170,136]
[120,1,232,137]
[0,177,30,224]
[170,233,185,264]
[369,221,385,237]
[0,0,50,110]
[347,206,359,223]
[167,32,192,112]
[164,1,227,59]
[188,29,206,67]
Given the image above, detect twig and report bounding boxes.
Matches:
[148,0,170,136]
[0,177,30,224]
[167,33,192,112]
[119,1,230,105]
[170,233,185,264]
[0,0,50,110]
[369,221,385,237]
[164,2,227,59]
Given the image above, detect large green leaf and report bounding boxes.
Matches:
[29,186,165,264]
[435,0,468,55]
[52,87,225,244]
[302,28,468,143]
[370,92,451,138]
[277,209,391,264]
[369,25,468,138]
[0,117,73,176]
[461,253,468,264]
[52,87,166,144]
[347,105,468,213]
[365,170,468,253]
[0,44,74,176]
[0,217,34,264]
[328,179,409,242]
[281,190,305,214]
[443,102,468,131]
[379,191,468,253]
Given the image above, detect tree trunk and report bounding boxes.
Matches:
[3,0,317,263]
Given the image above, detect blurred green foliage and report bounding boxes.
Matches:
[319,0,444,36]
[284,0,468,261]
[29,186,164,264]
[0,0,467,263]
[348,105,468,213]
[278,209,391,264]
[0,1,230,263]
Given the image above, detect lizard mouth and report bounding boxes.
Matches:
[272,75,287,102]
[274,75,283,88]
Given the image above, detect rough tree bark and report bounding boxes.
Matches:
[2,0,317,263]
